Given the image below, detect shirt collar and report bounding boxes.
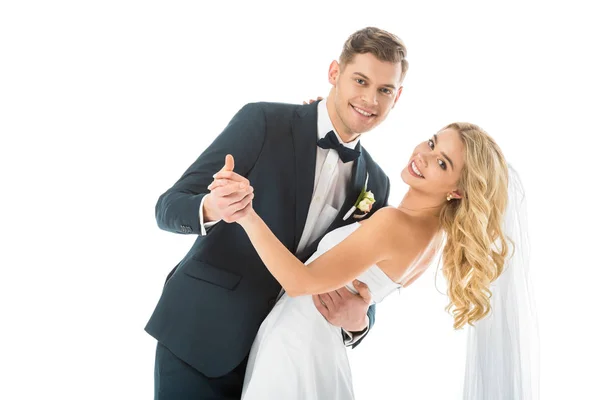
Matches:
[317,98,360,150]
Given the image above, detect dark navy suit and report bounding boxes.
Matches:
[146,100,390,398]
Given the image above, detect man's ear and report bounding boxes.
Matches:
[328,60,341,86]
[391,86,403,108]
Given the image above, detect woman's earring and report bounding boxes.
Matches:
[446,194,453,201]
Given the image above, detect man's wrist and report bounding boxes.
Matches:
[202,193,218,223]
[347,315,369,334]
[342,315,370,346]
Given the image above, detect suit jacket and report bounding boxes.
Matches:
[145,100,391,378]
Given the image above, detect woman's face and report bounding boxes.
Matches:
[401,128,466,199]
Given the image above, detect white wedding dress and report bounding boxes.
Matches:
[241,222,402,399]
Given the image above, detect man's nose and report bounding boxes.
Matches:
[360,89,379,107]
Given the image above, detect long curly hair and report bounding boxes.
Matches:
[439,123,510,329]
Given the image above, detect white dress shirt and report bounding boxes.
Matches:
[295,99,359,254]
[198,99,367,344]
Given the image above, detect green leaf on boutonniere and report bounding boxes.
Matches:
[354,187,367,207]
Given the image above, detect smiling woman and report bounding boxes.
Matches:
[401,128,466,203]
[209,120,537,399]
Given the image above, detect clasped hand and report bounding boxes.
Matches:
[207,155,371,334]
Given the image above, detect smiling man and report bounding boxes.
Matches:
[146,27,409,399]
[328,50,405,141]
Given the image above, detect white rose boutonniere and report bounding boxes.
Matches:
[343,174,376,221]
[357,190,375,213]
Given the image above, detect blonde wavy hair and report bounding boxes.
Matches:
[439,123,510,329]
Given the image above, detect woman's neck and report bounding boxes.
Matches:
[397,190,445,218]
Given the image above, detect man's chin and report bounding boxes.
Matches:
[350,121,379,135]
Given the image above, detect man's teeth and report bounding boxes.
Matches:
[353,106,373,117]
[411,161,423,177]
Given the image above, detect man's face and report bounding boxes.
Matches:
[328,52,403,140]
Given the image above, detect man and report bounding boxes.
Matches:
[146,26,409,399]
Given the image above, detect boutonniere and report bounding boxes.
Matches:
[343,173,376,220]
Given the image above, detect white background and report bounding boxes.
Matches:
[1,1,598,399]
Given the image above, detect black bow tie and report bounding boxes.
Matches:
[317,130,361,163]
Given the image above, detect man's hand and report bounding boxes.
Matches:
[203,155,254,223]
[313,280,371,332]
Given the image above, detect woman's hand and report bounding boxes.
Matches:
[209,163,256,225]
[302,96,324,105]
[203,155,255,223]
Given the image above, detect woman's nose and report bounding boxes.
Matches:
[416,153,428,167]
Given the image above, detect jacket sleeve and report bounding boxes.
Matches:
[155,103,267,234]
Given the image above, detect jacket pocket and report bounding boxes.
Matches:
[184,259,242,290]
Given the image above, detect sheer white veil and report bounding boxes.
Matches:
[463,165,540,399]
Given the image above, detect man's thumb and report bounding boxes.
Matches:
[353,280,371,301]
[222,154,235,172]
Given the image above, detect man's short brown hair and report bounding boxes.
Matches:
[340,27,409,83]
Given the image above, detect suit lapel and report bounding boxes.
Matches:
[337,141,367,224]
[291,102,319,252]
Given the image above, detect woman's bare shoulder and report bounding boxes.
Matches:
[368,207,441,284]
[363,207,418,245]
[369,206,427,231]
[367,207,439,251]
[362,206,406,231]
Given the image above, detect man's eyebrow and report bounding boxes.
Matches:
[353,72,397,90]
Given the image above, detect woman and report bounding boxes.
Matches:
[210,122,537,399]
